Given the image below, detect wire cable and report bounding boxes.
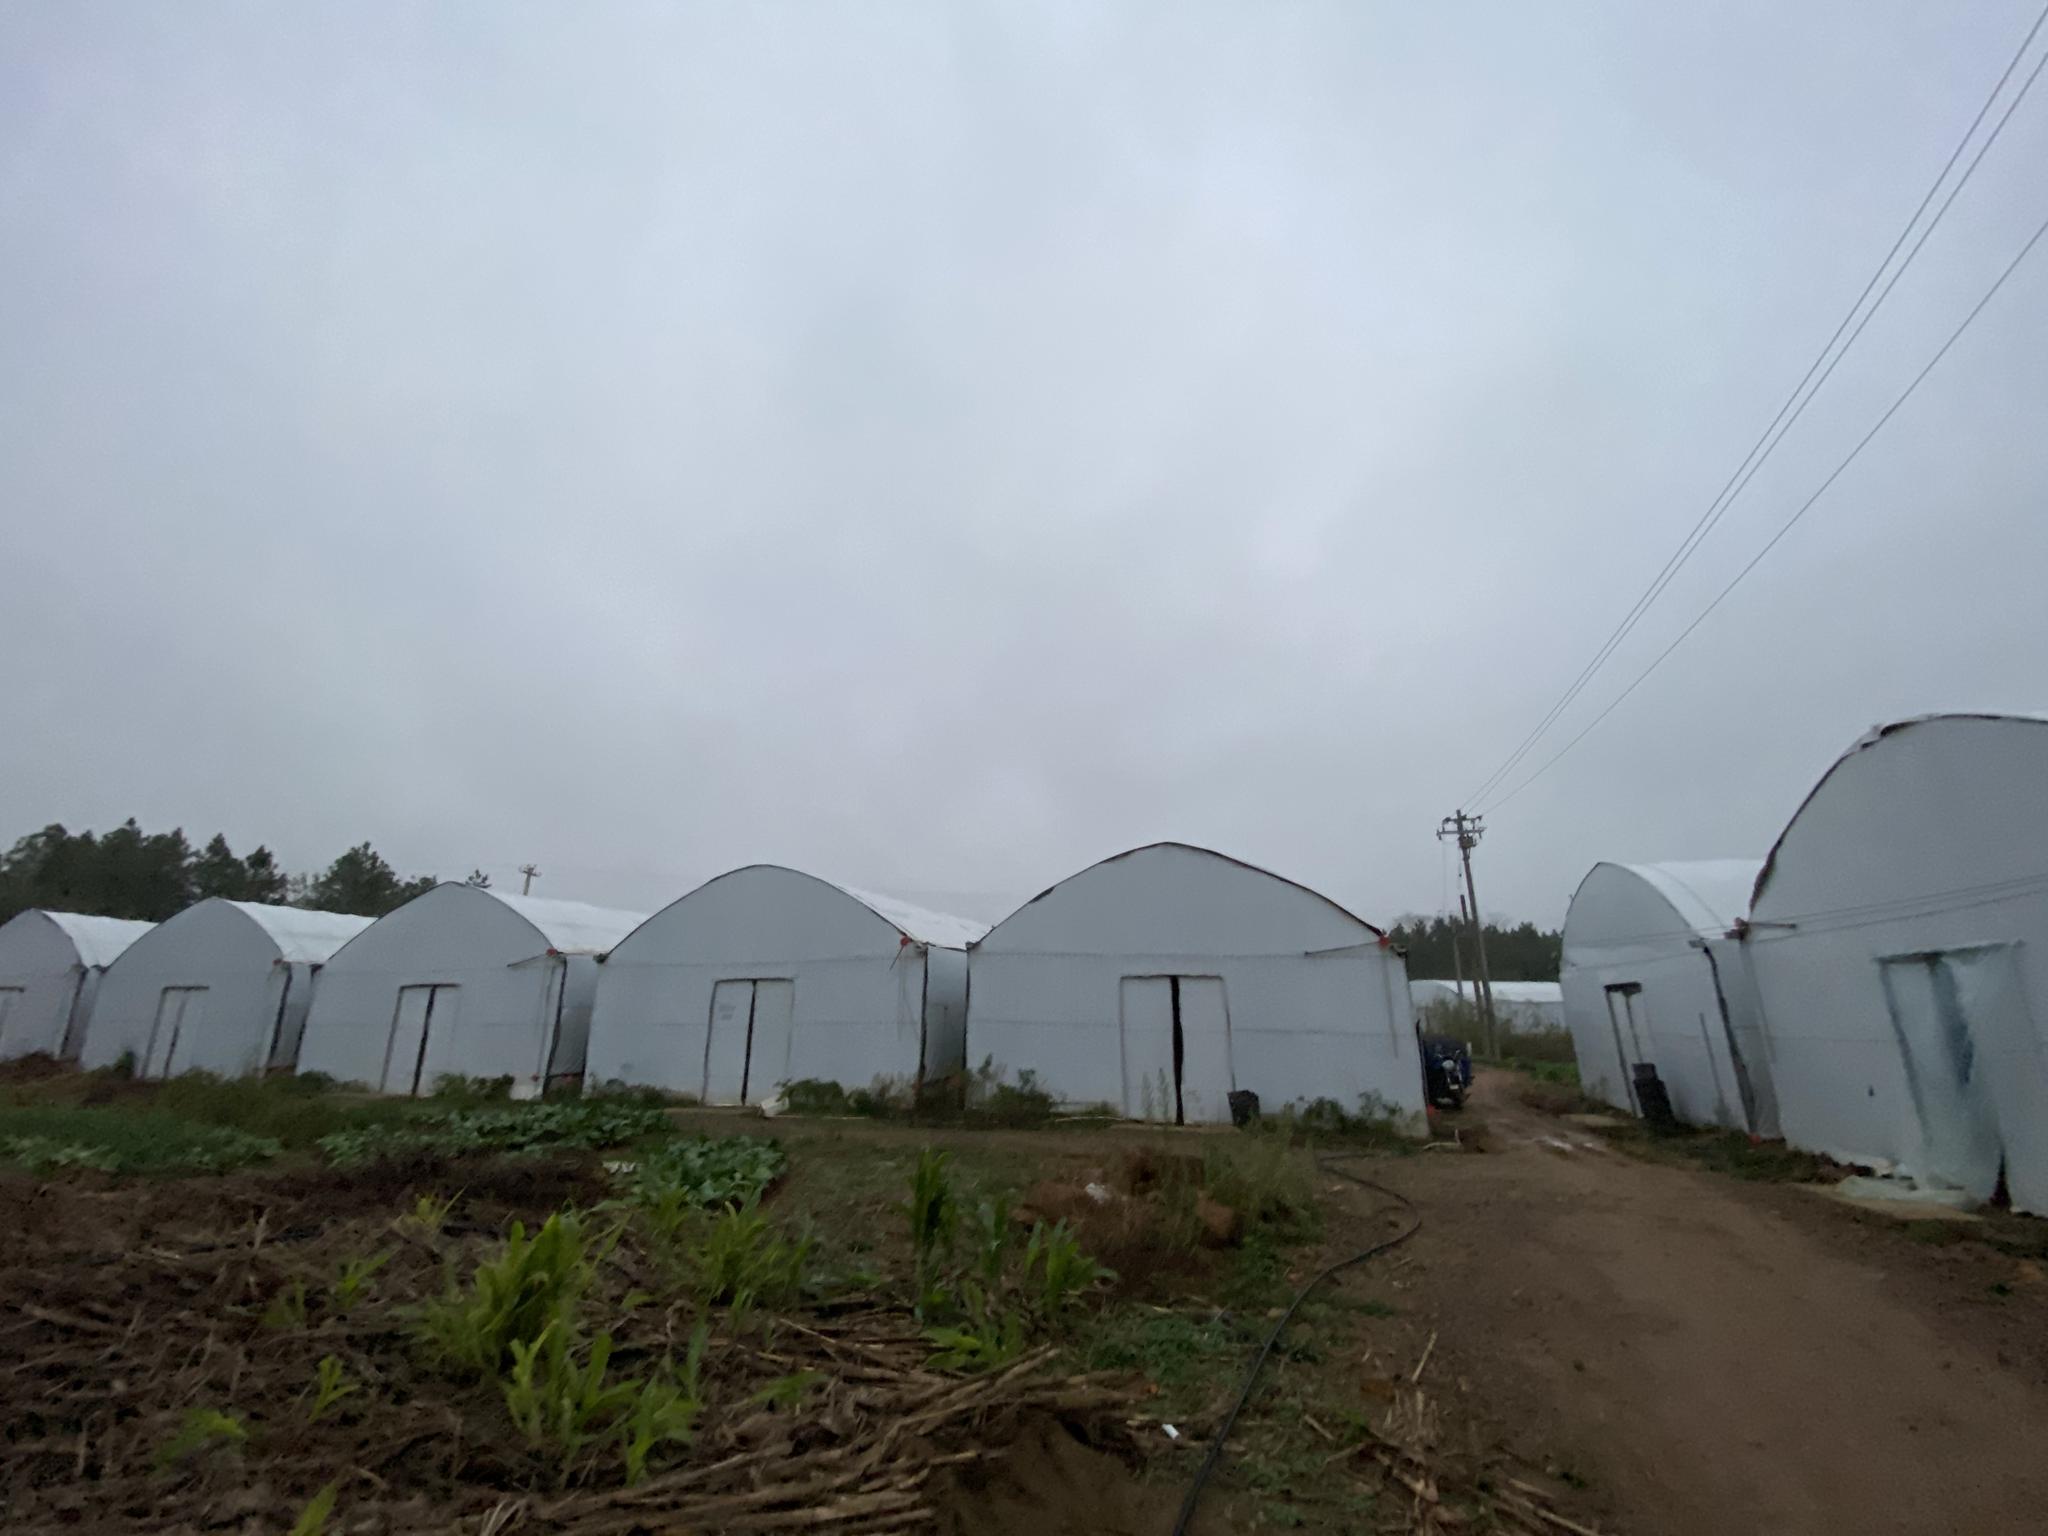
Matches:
[1483,207,2048,813]
[1171,1152,1422,1536]
[1462,3,2048,809]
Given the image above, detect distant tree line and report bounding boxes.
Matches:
[0,819,491,926]
[1386,913,1562,982]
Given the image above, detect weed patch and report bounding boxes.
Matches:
[781,1078,907,1118]
[962,1062,1057,1128]
[429,1073,515,1105]
[0,1108,282,1174]
[779,1061,1058,1129]
[1081,1308,1239,1399]
[1592,1121,1836,1183]
[319,1101,671,1168]
[1249,1093,1416,1151]
[1206,1138,1320,1237]
[1519,1078,1606,1115]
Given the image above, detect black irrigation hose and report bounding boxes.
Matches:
[1170,1151,1423,1536]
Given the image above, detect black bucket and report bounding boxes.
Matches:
[1632,1063,1678,1133]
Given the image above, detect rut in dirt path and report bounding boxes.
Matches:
[1384,1073,2048,1536]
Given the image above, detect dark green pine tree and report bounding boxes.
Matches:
[309,842,436,917]
[1386,913,1562,982]
[191,834,249,900]
[91,819,194,921]
[0,824,80,922]
[240,846,288,904]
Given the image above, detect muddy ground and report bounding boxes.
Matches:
[1361,1072,2048,1536]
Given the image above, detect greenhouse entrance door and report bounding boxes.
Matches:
[383,984,456,1096]
[1603,983,1647,1112]
[702,979,796,1107]
[144,987,208,1078]
[1118,975,1234,1125]
[1878,945,2039,1204]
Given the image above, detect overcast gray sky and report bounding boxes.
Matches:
[3,3,2044,929]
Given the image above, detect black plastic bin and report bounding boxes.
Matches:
[1632,1063,1678,1132]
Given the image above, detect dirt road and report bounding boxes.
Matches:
[1373,1072,2048,1536]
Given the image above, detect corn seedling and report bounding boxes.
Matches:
[402,1191,458,1236]
[904,1148,957,1318]
[331,1249,394,1313]
[415,1212,596,1376]
[154,1407,247,1470]
[501,1322,706,1487]
[618,1374,702,1486]
[633,1178,694,1251]
[306,1355,358,1423]
[503,1324,641,1481]
[288,1482,338,1536]
[262,1279,309,1332]
[750,1369,825,1409]
[969,1193,1014,1294]
[689,1196,811,1322]
[619,1327,707,1485]
[1024,1220,1111,1322]
[924,1307,1028,1372]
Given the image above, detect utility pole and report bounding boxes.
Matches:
[518,863,541,895]
[1438,811,1497,1055]
[1452,892,1469,1003]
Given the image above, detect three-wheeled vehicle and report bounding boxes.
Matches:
[1420,1034,1472,1111]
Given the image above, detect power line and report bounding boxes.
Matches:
[1568,868,2048,955]
[1483,206,2048,813]
[1462,4,2048,808]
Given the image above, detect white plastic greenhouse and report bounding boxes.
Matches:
[966,843,1425,1126]
[1743,712,2048,1214]
[295,883,647,1098]
[80,899,371,1077]
[1560,861,1773,1134]
[0,910,155,1062]
[586,865,986,1105]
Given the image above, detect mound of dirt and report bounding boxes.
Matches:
[1009,1148,1245,1299]
[1112,1146,1207,1195]
[929,1412,1179,1536]
[0,1051,70,1084]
